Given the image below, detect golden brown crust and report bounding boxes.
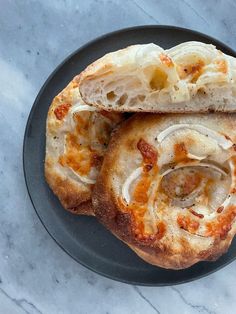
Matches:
[45,159,94,215]
[45,76,94,215]
[92,113,236,269]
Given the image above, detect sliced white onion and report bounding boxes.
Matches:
[161,162,228,178]
[70,103,96,120]
[157,124,232,150]
[197,72,229,85]
[69,103,99,131]
[70,103,97,114]
[187,153,207,160]
[122,167,143,203]
[208,181,230,212]
[69,167,96,185]
[180,158,233,215]
[222,195,236,210]
[229,158,236,188]
[69,103,96,127]
[219,159,236,209]
[168,42,218,63]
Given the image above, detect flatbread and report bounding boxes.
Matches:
[92,113,236,269]
[79,42,236,113]
[45,76,124,215]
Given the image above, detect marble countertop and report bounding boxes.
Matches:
[1,0,236,313]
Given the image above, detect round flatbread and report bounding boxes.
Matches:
[92,113,236,269]
[79,42,236,113]
[45,76,124,215]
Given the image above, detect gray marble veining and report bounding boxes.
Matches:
[0,0,236,313]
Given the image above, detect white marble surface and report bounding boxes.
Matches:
[1,0,236,313]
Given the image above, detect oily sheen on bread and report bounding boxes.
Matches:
[92,113,236,269]
[79,42,236,113]
[45,77,123,215]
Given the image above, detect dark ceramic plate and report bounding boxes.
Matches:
[23,25,236,286]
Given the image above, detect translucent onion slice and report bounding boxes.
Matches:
[69,167,96,185]
[161,162,228,178]
[122,167,143,203]
[222,195,236,210]
[229,158,236,188]
[208,181,230,212]
[69,103,96,127]
[157,124,232,150]
[167,42,219,64]
[70,103,97,114]
[221,159,236,208]
[197,71,230,85]
[187,153,206,160]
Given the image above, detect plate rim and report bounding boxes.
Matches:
[23,24,236,286]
